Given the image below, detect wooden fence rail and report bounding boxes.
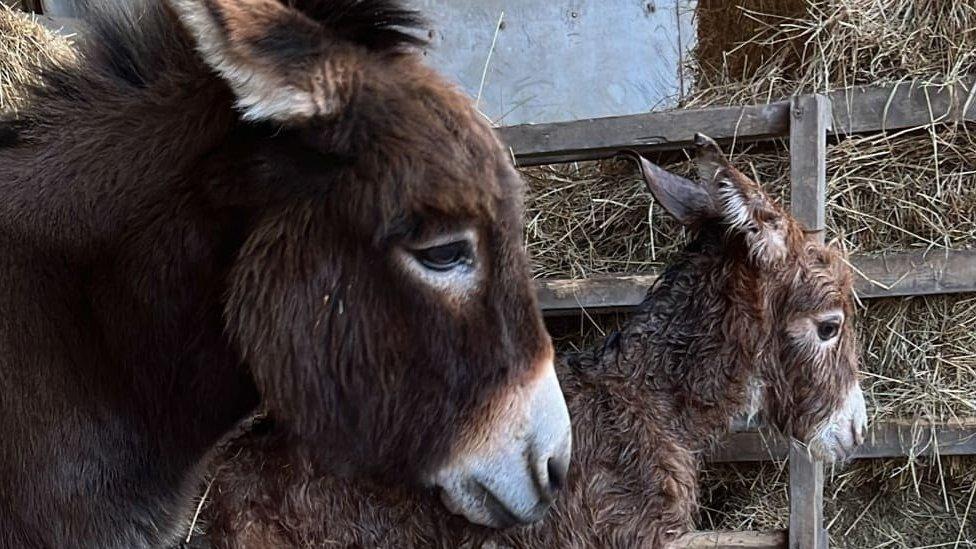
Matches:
[500,79,976,166]
[535,249,976,314]
[711,419,976,463]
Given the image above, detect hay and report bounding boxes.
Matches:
[522,143,792,278]
[861,295,976,422]
[0,3,76,114]
[523,125,976,279]
[700,457,976,548]
[685,0,976,108]
[534,0,976,544]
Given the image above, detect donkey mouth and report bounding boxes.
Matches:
[809,384,868,463]
[469,479,546,528]
[435,474,550,529]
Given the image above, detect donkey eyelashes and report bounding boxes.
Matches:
[816,318,841,341]
[411,240,474,272]
[398,229,481,297]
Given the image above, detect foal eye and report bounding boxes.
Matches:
[412,241,473,272]
[816,321,840,341]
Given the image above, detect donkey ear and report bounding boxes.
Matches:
[621,151,715,225]
[170,0,346,122]
[692,133,733,184]
[691,134,794,265]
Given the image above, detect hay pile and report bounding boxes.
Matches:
[530,0,976,546]
[0,3,76,114]
[699,456,976,547]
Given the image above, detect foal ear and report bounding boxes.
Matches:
[692,133,792,265]
[621,151,715,225]
[170,0,353,122]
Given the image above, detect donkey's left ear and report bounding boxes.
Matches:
[171,0,386,123]
[621,151,716,225]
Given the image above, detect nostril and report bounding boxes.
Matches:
[547,457,567,493]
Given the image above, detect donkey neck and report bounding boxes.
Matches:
[572,227,771,450]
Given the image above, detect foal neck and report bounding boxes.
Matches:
[572,228,771,449]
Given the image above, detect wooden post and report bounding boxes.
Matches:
[788,442,826,549]
[787,93,831,549]
[789,94,832,242]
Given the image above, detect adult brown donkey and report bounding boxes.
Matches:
[201,135,868,548]
[0,1,571,547]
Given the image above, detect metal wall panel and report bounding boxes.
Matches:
[413,0,696,125]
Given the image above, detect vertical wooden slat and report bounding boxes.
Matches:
[788,442,826,549]
[789,94,832,242]
[788,94,831,549]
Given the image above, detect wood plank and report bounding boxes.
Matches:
[501,101,791,166]
[853,249,976,298]
[668,530,787,549]
[789,95,831,237]
[708,418,976,463]
[829,78,976,135]
[536,249,976,313]
[500,79,976,165]
[788,441,825,549]
[536,274,657,313]
[787,94,830,549]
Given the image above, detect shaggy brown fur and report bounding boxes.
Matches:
[200,137,867,548]
[0,1,568,547]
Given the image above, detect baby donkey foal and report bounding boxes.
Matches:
[200,135,867,549]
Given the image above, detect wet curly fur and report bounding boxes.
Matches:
[201,151,863,548]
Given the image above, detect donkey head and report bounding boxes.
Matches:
[631,134,866,462]
[169,0,570,526]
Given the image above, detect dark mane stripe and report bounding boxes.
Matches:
[65,1,188,88]
[39,0,425,92]
[287,0,428,51]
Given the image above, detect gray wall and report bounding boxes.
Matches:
[413,0,696,125]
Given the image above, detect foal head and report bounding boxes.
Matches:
[632,135,865,461]
[167,0,570,526]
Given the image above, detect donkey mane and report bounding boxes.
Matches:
[11,0,424,100]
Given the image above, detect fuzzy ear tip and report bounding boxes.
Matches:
[693,133,722,153]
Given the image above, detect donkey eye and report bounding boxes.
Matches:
[817,321,840,341]
[412,241,473,272]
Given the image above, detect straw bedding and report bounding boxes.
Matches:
[0,4,75,114]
